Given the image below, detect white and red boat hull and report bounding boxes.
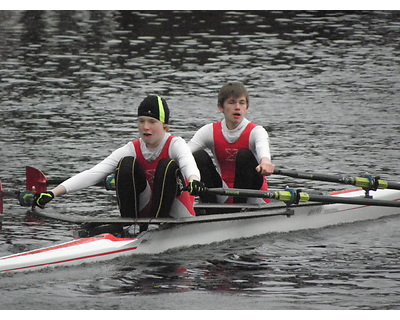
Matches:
[1,188,400,273]
[0,234,140,273]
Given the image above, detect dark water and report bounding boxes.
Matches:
[1,10,400,310]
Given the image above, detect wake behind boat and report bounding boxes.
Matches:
[1,187,400,273]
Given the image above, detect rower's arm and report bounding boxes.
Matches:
[50,185,67,197]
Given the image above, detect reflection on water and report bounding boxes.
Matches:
[1,10,400,101]
[1,10,400,310]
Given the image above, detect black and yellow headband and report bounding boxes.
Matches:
[137,95,170,124]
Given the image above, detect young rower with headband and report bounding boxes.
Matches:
[31,95,205,225]
[188,82,275,204]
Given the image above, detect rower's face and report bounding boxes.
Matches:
[218,95,249,129]
[138,116,166,148]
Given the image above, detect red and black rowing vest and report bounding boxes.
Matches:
[133,136,195,215]
[213,121,269,202]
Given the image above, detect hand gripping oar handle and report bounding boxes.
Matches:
[206,187,400,208]
[273,168,400,191]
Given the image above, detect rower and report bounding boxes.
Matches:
[28,95,205,230]
[188,82,274,205]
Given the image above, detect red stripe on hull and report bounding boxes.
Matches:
[0,234,136,261]
[0,246,137,273]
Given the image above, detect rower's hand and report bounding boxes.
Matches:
[33,191,54,209]
[256,162,275,176]
[105,175,116,190]
[18,190,35,207]
[186,180,206,196]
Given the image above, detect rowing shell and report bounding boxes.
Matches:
[1,188,400,273]
[0,234,140,273]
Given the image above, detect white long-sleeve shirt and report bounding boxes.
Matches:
[61,133,200,193]
[188,119,271,171]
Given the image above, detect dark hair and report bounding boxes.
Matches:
[217,82,249,107]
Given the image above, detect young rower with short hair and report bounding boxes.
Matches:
[32,95,205,223]
[188,82,274,204]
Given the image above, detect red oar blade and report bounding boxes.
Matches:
[26,166,48,193]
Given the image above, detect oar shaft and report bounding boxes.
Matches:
[274,168,342,184]
[0,187,21,213]
[272,190,400,207]
[207,188,275,199]
[206,188,400,207]
[308,194,400,207]
[0,188,20,198]
[387,181,400,191]
[274,168,400,191]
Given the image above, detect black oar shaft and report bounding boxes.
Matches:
[274,168,400,191]
[207,188,275,199]
[206,188,400,208]
[387,181,400,191]
[0,188,20,198]
[308,194,400,207]
[274,168,341,184]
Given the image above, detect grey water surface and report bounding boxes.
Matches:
[0,10,400,310]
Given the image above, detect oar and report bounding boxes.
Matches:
[206,187,400,208]
[27,205,293,226]
[273,168,400,191]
